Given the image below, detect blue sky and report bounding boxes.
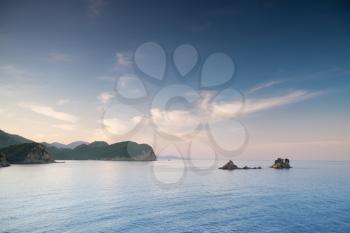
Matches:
[0,0,349,160]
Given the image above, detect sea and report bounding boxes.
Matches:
[0,160,349,233]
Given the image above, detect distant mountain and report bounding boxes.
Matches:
[0,130,33,148]
[0,130,156,161]
[42,141,89,149]
[47,141,156,161]
[88,141,109,147]
[42,142,67,149]
[51,142,69,149]
[66,141,88,149]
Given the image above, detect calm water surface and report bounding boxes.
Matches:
[0,160,349,233]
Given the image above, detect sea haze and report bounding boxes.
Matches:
[0,160,349,232]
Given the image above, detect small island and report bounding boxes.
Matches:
[271,158,291,169]
[219,160,262,170]
[219,158,293,170]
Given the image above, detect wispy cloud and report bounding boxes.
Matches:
[48,52,71,62]
[148,89,325,134]
[18,102,78,123]
[246,80,284,94]
[87,0,106,17]
[97,88,325,142]
[150,108,201,137]
[102,116,142,135]
[98,92,114,104]
[206,90,324,118]
[243,90,324,115]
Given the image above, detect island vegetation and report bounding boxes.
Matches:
[0,129,156,165]
[45,140,156,161]
[0,143,55,164]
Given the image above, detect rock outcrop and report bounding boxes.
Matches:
[0,143,55,164]
[219,160,238,170]
[0,152,10,167]
[24,144,55,163]
[242,165,262,170]
[219,160,262,170]
[271,158,291,169]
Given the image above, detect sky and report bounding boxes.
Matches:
[0,0,349,160]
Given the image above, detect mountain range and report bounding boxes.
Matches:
[0,130,156,162]
[42,141,88,149]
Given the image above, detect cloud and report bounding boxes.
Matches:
[150,108,201,137]
[148,89,324,135]
[98,92,114,104]
[18,102,78,123]
[205,90,324,118]
[87,0,106,17]
[210,101,242,118]
[102,116,142,135]
[246,80,284,94]
[48,52,71,62]
[243,90,324,115]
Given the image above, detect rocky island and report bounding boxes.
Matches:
[271,158,291,169]
[219,160,262,170]
[0,143,55,164]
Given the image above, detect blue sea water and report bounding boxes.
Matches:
[0,160,349,233]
